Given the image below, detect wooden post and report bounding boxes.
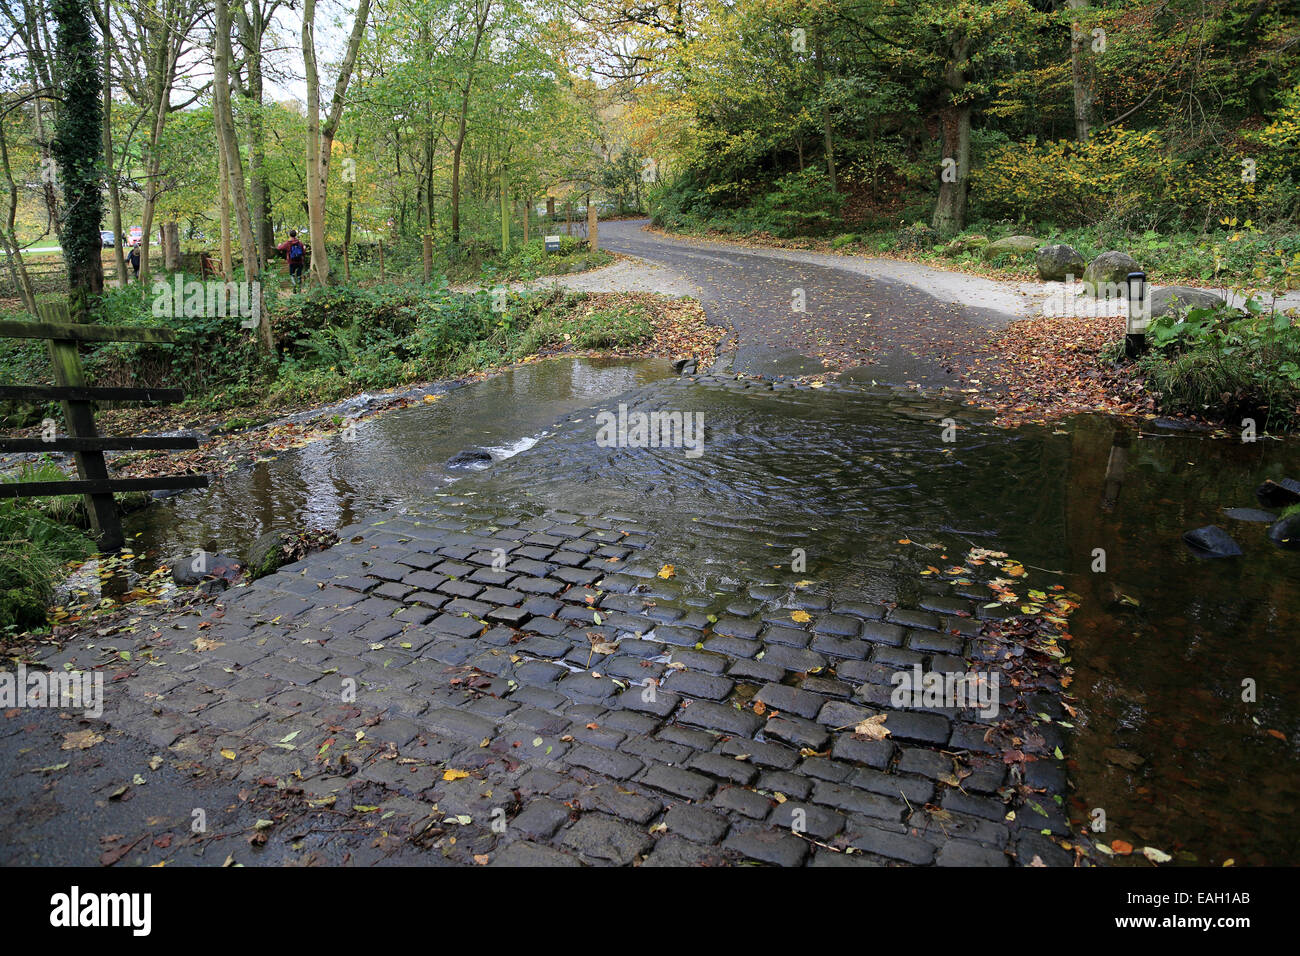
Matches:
[587,194,599,252]
[37,301,122,551]
[522,198,530,243]
[343,242,351,283]
[565,202,571,236]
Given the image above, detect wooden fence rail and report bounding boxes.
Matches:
[0,301,208,551]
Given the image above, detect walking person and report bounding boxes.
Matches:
[126,241,140,282]
[277,230,306,291]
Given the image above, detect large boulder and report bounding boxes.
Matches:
[896,222,939,252]
[982,235,1040,260]
[942,234,989,257]
[1257,478,1300,508]
[171,551,241,587]
[1268,515,1300,550]
[1182,525,1242,558]
[447,448,493,469]
[1082,251,1143,294]
[1149,286,1225,319]
[1035,244,1087,281]
[247,530,294,581]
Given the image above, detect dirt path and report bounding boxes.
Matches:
[569,220,1038,387]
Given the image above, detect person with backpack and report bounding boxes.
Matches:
[126,240,140,282]
[277,230,306,291]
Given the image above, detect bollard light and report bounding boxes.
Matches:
[1125,270,1148,359]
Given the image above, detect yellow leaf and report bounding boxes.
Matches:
[61,729,103,750]
[657,564,676,579]
[790,610,811,623]
[853,714,891,741]
[443,769,469,781]
[220,749,237,760]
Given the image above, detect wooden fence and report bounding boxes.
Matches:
[0,301,208,551]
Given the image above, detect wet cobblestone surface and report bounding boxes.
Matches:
[14,466,1076,866]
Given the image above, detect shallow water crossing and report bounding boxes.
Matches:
[125,357,1300,865]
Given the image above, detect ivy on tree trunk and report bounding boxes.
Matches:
[52,0,105,316]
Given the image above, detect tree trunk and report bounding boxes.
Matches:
[162,221,181,270]
[218,141,233,278]
[814,29,836,191]
[101,0,125,285]
[587,194,598,252]
[302,0,371,284]
[237,1,273,263]
[1068,0,1093,142]
[450,0,491,245]
[51,0,105,313]
[500,166,509,254]
[0,122,38,315]
[215,0,266,347]
[931,33,971,236]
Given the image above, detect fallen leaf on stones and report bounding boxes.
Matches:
[220,749,237,760]
[657,564,676,579]
[31,761,70,774]
[1142,846,1172,864]
[148,756,163,770]
[853,714,891,740]
[61,729,103,750]
[790,610,811,623]
[1103,748,1145,770]
[443,769,469,781]
[1110,839,1134,855]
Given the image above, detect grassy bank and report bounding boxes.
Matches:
[0,464,96,633]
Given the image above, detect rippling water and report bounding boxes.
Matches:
[127,357,1300,864]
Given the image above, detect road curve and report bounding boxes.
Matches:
[591,219,1037,386]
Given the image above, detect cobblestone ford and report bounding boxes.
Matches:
[16,492,1075,866]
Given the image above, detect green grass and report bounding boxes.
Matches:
[0,462,96,633]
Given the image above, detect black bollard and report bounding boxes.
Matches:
[1125,270,1148,358]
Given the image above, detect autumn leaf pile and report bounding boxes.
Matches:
[961,311,1158,426]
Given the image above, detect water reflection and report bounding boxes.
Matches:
[125,359,1299,863]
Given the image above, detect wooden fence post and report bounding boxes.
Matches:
[37,301,122,550]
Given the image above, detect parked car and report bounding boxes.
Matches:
[129,226,143,244]
[100,230,114,247]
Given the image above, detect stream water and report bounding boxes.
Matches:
[125,356,1300,865]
